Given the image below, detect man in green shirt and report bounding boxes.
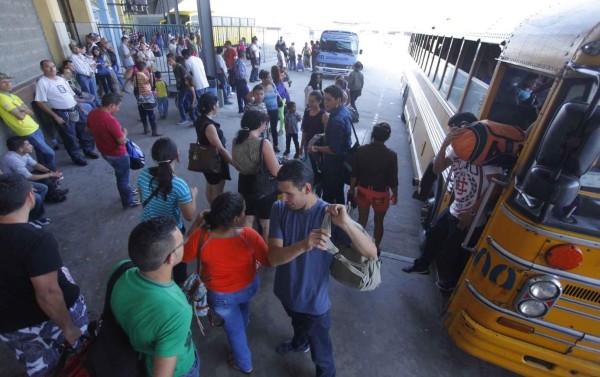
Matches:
[0,72,56,170]
[111,216,199,377]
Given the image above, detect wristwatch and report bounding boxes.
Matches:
[469,208,477,216]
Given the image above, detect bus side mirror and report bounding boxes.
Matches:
[522,102,600,206]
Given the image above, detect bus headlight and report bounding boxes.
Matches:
[514,276,562,318]
[529,281,560,300]
[517,300,548,317]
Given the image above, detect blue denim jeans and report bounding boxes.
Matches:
[26,128,56,171]
[157,97,169,117]
[53,109,95,162]
[283,306,336,377]
[29,192,46,221]
[207,275,259,372]
[235,79,249,113]
[76,74,101,106]
[177,89,188,121]
[102,154,133,207]
[31,182,48,201]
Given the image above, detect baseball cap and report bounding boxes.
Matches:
[88,32,100,39]
[0,72,13,80]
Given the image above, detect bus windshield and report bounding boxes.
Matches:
[512,79,600,237]
[320,38,357,55]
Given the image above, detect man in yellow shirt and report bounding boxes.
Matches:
[0,72,56,170]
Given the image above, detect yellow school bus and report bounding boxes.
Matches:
[402,2,600,376]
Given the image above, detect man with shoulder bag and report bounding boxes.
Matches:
[268,160,377,377]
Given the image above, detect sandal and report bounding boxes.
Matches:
[227,353,252,375]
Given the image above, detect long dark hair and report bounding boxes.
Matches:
[307,73,322,91]
[148,137,179,200]
[202,191,245,229]
[198,92,218,115]
[235,110,269,145]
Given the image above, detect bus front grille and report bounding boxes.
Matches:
[563,284,600,305]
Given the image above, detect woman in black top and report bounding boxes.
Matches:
[194,93,234,204]
[348,122,398,253]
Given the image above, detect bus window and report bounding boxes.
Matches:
[448,40,479,110]
[440,38,462,96]
[487,66,552,129]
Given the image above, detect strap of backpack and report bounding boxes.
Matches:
[349,116,359,145]
[103,261,136,314]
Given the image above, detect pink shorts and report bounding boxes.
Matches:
[356,186,390,213]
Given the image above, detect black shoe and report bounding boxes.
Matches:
[49,195,67,203]
[84,151,99,159]
[402,264,430,275]
[126,199,142,209]
[56,188,69,196]
[293,153,300,159]
[276,340,310,354]
[73,159,88,166]
[33,217,52,226]
[288,80,292,87]
[152,131,164,137]
[436,281,456,292]
[283,150,290,155]
[274,146,280,153]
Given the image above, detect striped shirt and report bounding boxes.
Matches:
[137,168,192,229]
[234,59,247,80]
[70,53,95,76]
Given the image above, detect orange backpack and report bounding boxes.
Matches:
[451,120,526,168]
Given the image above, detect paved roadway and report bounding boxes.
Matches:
[1,38,519,376]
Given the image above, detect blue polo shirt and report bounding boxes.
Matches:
[270,199,346,315]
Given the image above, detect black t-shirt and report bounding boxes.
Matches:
[0,223,80,332]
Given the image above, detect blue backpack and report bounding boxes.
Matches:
[125,139,145,170]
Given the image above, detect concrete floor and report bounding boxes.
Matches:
[1,58,518,377]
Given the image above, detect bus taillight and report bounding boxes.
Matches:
[545,244,583,270]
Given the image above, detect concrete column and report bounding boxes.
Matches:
[33,0,71,62]
[197,0,216,77]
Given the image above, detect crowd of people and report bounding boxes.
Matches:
[0,29,495,377]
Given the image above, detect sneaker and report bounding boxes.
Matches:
[176,120,189,125]
[283,150,290,156]
[73,159,88,166]
[274,146,280,153]
[84,151,99,159]
[131,188,139,195]
[34,217,52,226]
[151,131,164,137]
[28,221,42,229]
[127,199,142,209]
[401,264,430,275]
[293,153,300,159]
[435,281,456,293]
[56,188,69,196]
[276,340,310,354]
[288,80,292,87]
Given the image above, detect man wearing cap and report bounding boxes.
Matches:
[85,32,100,52]
[0,72,56,170]
[69,43,101,107]
[35,60,98,166]
[99,37,124,87]
[249,36,260,82]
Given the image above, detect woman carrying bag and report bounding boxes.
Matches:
[137,137,198,283]
[183,192,270,375]
[232,110,281,241]
[193,93,233,204]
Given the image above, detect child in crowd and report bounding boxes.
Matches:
[183,75,197,122]
[154,71,169,119]
[296,54,305,72]
[283,101,302,158]
[244,84,267,115]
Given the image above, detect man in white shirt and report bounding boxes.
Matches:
[69,43,101,107]
[35,60,97,166]
[249,36,260,82]
[119,36,135,81]
[0,136,69,202]
[182,48,209,97]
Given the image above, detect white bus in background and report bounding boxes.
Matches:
[314,30,362,76]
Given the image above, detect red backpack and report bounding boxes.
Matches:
[451,120,526,168]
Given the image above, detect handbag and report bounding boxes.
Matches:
[321,206,382,291]
[187,122,222,174]
[134,74,157,111]
[254,139,279,198]
[342,118,360,185]
[125,139,145,170]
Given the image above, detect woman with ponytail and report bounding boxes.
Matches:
[183,191,270,375]
[194,92,233,204]
[137,137,198,283]
[232,110,281,241]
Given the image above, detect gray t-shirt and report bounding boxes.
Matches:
[0,151,36,178]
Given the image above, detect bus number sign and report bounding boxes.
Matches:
[473,247,516,290]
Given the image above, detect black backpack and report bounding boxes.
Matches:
[85,261,146,376]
